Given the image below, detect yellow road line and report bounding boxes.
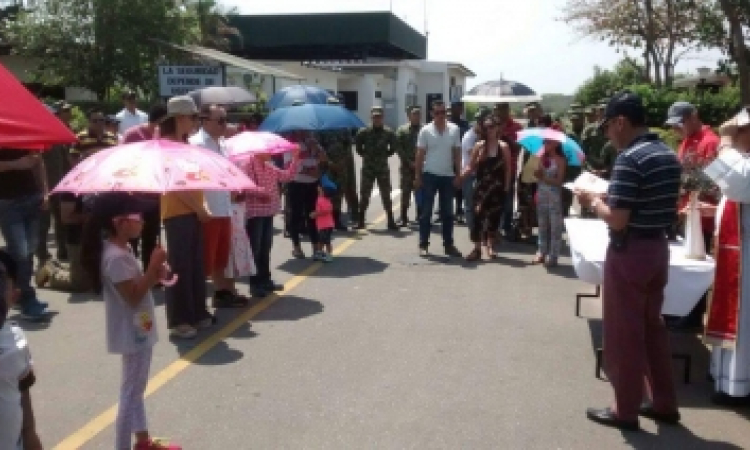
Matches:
[54,211,390,449]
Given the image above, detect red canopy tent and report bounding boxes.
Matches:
[0,63,77,150]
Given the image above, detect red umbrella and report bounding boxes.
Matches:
[0,63,77,150]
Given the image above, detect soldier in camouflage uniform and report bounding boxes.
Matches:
[355,106,399,230]
[563,107,586,217]
[579,101,617,217]
[395,106,422,226]
[318,97,354,230]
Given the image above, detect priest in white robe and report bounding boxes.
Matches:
[704,107,750,405]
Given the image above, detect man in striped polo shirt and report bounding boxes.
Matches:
[575,91,682,431]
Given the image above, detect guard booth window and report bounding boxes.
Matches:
[338,91,358,112]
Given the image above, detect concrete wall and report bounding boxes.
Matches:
[338,74,382,126]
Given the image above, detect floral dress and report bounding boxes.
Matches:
[470,146,506,243]
[224,203,256,279]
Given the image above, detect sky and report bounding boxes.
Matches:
[225,0,724,95]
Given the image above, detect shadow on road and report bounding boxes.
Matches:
[193,341,244,366]
[623,425,742,449]
[6,311,59,331]
[277,256,388,278]
[367,229,410,239]
[253,295,324,322]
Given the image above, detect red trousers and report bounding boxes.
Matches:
[602,235,678,420]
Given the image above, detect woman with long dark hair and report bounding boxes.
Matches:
[157,96,214,339]
[459,115,512,260]
[532,139,567,267]
[287,130,327,258]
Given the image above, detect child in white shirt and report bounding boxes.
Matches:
[81,193,181,450]
[0,250,42,450]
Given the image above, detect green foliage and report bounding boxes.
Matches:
[627,83,741,127]
[574,58,646,106]
[3,0,237,100]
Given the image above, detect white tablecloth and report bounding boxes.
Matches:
[565,218,716,317]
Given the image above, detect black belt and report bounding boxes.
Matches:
[628,228,666,239]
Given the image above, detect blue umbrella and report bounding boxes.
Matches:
[517,128,585,167]
[259,104,365,133]
[267,85,333,110]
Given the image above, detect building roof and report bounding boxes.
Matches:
[311,60,476,77]
[154,40,303,80]
[226,12,427,61]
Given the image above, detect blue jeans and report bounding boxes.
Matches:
[462,175,475,231]
[501,179,516,234]
[419,173,455,248]
[0,194,44,310]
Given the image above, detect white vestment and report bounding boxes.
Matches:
[708,149,750,396]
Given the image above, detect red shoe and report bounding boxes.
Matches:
[133,438,182,450]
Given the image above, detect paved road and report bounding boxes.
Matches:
[7,156,750,449]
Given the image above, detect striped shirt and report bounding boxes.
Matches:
[607,133,681,230]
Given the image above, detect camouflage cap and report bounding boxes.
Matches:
[569,110,584,118]
[371,106,384,116]
[407,105,421,114]
[326,96,341,105]
[568,102,583,111]
[597,98,610,108]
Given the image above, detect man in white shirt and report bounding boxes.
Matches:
[189,104,246,309]
[415,100,463,257]
[115,91,148,135]
[460,108,491,230]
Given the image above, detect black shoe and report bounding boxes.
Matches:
[711,392,750,407]
[585,407,640,431]
[250,287,268,298]
[638,402,680,424]
[455,214,465,224]
[444,245,462,258]
[263,280,284,292]
[211,290,248,308]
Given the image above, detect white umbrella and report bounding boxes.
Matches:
[462,79,541,104]
[187,86,257,107]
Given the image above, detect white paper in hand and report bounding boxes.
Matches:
[703,148,745,192]
[563,171,610,194]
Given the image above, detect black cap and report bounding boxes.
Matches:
[122,90,137,100]
[450,101,464,108]
[598,91,646,131]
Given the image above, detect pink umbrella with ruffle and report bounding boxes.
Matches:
[51,139,259,195]
[225,131,298,164]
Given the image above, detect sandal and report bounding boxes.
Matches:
[292,248,305,259]
[530,254,545,265]
[465,248,481,261]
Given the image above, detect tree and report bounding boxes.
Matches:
[710,0,750,104]
[4,0,207,99]
[561,0,724,87]
[573,58,648,105]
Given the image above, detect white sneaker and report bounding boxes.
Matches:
[170,325,197,339]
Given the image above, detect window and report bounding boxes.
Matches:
[375,91,382,99]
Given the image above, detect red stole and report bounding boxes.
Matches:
[706,200,742,347]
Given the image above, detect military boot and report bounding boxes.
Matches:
[356,210,367,229]
[386,209,399,230]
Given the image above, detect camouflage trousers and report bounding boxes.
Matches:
[400,166,415,210]
[326,164,348,213]
[344,154,359,214]
[360,166,393,212]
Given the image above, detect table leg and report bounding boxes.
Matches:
[576,285,601,317]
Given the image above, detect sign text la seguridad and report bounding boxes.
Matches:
[158,65,224,97]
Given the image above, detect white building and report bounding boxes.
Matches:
[227,60,475,129]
